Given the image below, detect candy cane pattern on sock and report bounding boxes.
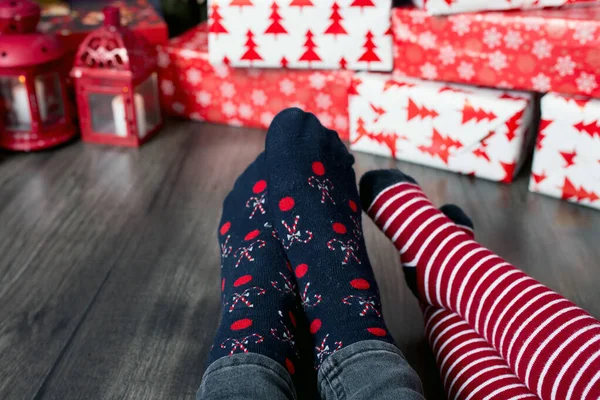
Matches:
[226,286,267,313]
[300,282,322,308]
[341,295,382,317]
[220,234,232,268]
[350,214,362,240]
[365,179,600,400]
[315,334,343,369]
[277,215,313,250]
[327,238,361,265]
[219,334,265,356]
[233,239,267,268]
[245,193,267,219]
[308,176,335,204]
[270,311,297,350]
[271,271,297,296]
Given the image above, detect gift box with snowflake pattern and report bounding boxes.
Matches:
[529,93,600,210]
[392,5,600,97]
[413,0,599,15]
[349,73,536,183]
[157,23,353,140]
[208,0,393,71]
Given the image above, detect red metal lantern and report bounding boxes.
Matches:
[0,0,77,151]
[71,6,163,147]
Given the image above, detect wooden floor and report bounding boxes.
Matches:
[1,120,600,400]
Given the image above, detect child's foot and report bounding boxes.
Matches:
[359,169,600,400]
[208,153,301,383]
[265,109,394,369]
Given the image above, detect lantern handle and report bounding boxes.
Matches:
[103,6,121,28]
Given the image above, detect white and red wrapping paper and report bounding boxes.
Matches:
[208,0,393,71]
[529,93,600,209]
[392,5,600,97]
[413,0,599,15]
[349,73,536,183]
[158,23,353,140]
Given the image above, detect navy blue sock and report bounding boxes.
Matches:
[208,153,304,382]
[265,108,394,369]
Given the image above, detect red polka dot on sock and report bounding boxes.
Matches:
[289,311,297,328]
[231,318,253,331]
[285,358,295,375]
[244,229,260,241]
[221,278,225,292]
[252,180,267,194]
[234,275,252,287]
[333,222,347,234]
[220,222,231,235]
[295,264,308,278]
[279,197,295,212]
[349,200,358,212]
[367,327,387,337]
[312,161,325,176]
[350,278,370,290]
[310,319,322,334]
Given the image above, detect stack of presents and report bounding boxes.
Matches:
[155,0,600,210]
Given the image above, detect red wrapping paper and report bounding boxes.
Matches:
[158,23,353,140]
[393,6,600,97]
[39,0,168,53]
[413,0,599,15]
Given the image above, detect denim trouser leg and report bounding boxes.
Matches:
[198,340,425,400]
[318,341,425,400]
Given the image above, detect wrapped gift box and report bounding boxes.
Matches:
[349,73,536,182]
[392,6,600,97]
[207,0,393,71]
[158,23,353,140]
[39,0,168,53]
[529,93,600,209]
[413,0,599,15]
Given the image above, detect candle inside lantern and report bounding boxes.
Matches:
[11,78,47,128]
[111,93,148,138]
[11,82,32,127]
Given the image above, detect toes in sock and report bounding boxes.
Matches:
[359,169,472,305]
[266,109,394,369]
[208,153,300,379]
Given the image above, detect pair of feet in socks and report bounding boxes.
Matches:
[209,108,473,388]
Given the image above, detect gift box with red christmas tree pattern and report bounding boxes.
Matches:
[392,5,600,98]
[158,23,353,140]
[529,93,600,209]
[413,0,599,15]
[208,0,393,71]
[349,73,536,183]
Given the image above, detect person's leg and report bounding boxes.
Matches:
[265,109,425,399]
[424,206,538,400]
[360,169,600,400]
[423,306,538,400]
[199,153,306,400]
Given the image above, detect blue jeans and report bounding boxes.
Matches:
[197,340,425,400]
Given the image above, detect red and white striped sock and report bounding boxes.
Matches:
[426,205,538,400]
[423,306,539,400]
[360,170,600,400]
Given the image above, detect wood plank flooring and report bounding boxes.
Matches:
[1,120,599,400]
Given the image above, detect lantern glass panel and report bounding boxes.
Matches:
[88,92,125,137]
[0,76,32,131]
[134,73,161,139]
[35,72,65,127]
